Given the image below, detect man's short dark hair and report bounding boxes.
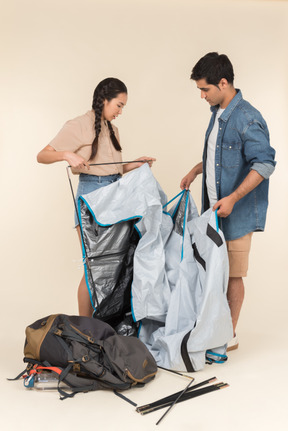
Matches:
[191,52,234,85]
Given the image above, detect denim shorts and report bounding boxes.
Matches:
[74,173,121,226]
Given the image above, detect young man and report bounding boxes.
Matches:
[180,52,276,350]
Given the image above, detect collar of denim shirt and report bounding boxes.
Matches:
[210,89,243,123]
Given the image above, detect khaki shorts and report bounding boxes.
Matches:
[226,232,253,278]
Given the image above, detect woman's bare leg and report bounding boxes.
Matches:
[76,226,94,317]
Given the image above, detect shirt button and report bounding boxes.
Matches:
[216,163,219,166]
[229,146,232,149]
[219,128,222,130]
[217,181,219,184]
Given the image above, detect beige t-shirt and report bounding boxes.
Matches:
[49,110,123,176]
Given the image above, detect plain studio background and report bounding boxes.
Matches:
[0,1,287,430]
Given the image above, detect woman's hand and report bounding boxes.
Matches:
[37,145,89,170]
[135,156,156,167]
[123,156,156,173]
[64,152,90,170]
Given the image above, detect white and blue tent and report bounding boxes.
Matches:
[77,164,233,371]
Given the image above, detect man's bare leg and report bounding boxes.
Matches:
[227,276,244,335]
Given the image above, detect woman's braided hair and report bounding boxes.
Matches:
[90,77,127,160]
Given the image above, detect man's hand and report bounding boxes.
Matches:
[180,171,197,190]
[213,195,237,218]
[213,170,264,217]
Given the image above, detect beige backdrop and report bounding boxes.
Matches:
[1,0,287,347]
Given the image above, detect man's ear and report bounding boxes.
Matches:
[219,78,229,89]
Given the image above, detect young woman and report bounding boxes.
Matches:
[37,77,155,316]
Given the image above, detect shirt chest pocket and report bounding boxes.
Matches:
[221,142,242,168]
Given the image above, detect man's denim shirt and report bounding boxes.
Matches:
[202,89,276,241]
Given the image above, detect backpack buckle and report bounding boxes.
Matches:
[73,364,81,372]
[82,355,89,363]
[54,329,63,336]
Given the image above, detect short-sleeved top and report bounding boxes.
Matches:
[49,110,123,176]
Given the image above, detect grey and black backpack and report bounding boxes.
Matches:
[13,314,157,399]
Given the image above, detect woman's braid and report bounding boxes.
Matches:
[107,121,121,152]
[89,88,106,161]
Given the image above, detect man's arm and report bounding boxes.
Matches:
[180,162,203,190]
[213,169,264,217]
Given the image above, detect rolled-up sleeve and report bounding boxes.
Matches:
[243,120,276,179]
[251,162,275,179]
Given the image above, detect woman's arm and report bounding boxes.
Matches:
[37,145,90,170]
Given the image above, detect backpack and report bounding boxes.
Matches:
[15,314,157,399]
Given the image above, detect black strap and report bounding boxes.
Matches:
[7,369,27,381]
[8,358,53,381]
[206,224,223,247]
[192,243,206,270]
[58,381,98,400]
[114,390,137,406]
[57,363,99,400]
[60,331,92,348]
[180,330,195,372]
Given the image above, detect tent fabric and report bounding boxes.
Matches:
[77,164,233,371]
[77,163,167,336]
[135,190,233,371]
